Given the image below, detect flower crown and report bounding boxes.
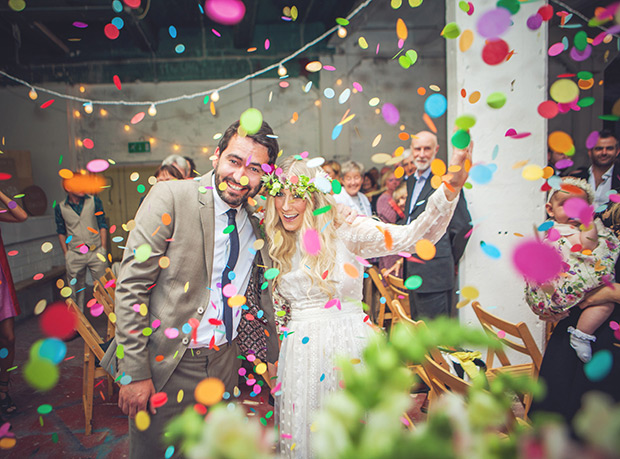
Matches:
[261,170,331,199]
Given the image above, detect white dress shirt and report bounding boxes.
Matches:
[333,190,372,216]
[407,167,432,224]
[191,178,256,347]
[588,164,614,210]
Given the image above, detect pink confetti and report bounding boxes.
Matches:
[212,28,221,37]
[512,239,563,284]
[73,22,88,28]
[548,42,565,56]
[40,100,55,109]
[609,194,620,203]
[563,197,588,219]
[222,283,237,298]
[271,382,282,394]
[253,384,261,394]
[397,38,404,49]
[323,65,336,71]
[303,229,321,255]
[376,43,380,54]
[547,227,560,242]
[609,321,619,331]
[555,158,573,170]
[324,298,341,310]
[87,159,110,173]
[264,38,270,50]
[7,250,17,256]
[382,103,400,125]
[204,0,246,26]
[353,82,363,92]
[131,112,145,125]
[124,0,141,8]
[79,245,89,254]
[497,330,506,339]
[113,75,122,90]
[279,81,289,88]
[132,304,141,313]
[152,319,161,329]
[164,328,179,339]
[90,303,104,317]
[355,256,371,267]
[33,273,44,281]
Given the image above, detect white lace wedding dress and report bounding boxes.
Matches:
[275,186,458,458]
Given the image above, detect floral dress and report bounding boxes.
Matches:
[525,218,619,316]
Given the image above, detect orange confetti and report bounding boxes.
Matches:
[394,166,405,179]
[417,87,426,96]
[578,79,594,90]
[468,91,481,104]
[542,166,555,179]
[460,88,467,98]
[87,227,99,234]
[194,378,225,406]
[396,18,408,40]
[430,159,446,176]
[422,113,437,133]
[415,239,436,260]
[430,175,443,189]
[343,262,360,278]
[155,355,164,362]
[398,132,410,141]
[162,213,172,225]
[548,131,574,154]
[151,225,161,237]
[383,229,393,250]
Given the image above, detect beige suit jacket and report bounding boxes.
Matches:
[100,171,279,391]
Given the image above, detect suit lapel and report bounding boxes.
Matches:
[198,171,216,287]
[412,176,435,218]
[244,203,272,269]
[404,175,417,221]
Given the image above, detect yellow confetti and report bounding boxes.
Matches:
[255,363,267,375]
[459,29,474,52]
[109,312,117,323]
[358,37,369,49]
[456,299,470,309]
[159,256,170,269]
[340,114,355,125]
[184,282,189,293]
[394,166,404,179]
[139,303,148,316]
[60,287,72,298]
[177,389,184,403]
[512,160,529,169]
[522,165,544,181]
[240,176,249,186]
[460,285,479,300]
[372,134,382,147]
[96,252,106,263]
[393,146,405,157]
[135,411,151,431]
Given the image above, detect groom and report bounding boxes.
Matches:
[101,119,280,458]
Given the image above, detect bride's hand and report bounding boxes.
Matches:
[335,203,357,226]
[443,139,473,201]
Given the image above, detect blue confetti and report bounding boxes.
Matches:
[182,323,192,334]
[165,446,175,459]
[584,350,613,382]
[324,88,335,99]
[0,348,8,359]
[302,337,309,344]
[469,164,493,185]
[175,44,186,54]
[112,0,123,13]
[257,310,264,319]
[331,124,343,140]
[491,144,499,160]
[480,241,501,259]
[169,25,177,38]
[66,235,73,243]
[538,221,554,232]
[424,93,447,118]
[319,373,325,382]
[111,17,124,30]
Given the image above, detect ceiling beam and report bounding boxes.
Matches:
[33,21,70,55]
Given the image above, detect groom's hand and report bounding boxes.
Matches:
[335,203,357,225]
[443,139,473,201]
[119,378,156,418]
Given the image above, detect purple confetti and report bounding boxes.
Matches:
[526,14,543,31]
[381,103,400,125]
[586,131,600,149]
[555,158,574,170]
[73,21,88,28]
[570,45,592,62]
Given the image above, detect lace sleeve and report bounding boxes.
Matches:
[339,184,459,259]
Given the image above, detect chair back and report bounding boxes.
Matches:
[383,271,411,317]
[422,354,471,397]
[471,302,543,372]
[66,298,105,361]
[99,268,116,301]
[367,266,395,328]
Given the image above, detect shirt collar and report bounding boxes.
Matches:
[211,176,243,218]
[589,164,614,179]
[415,167,432,180]
[65,195,89,205]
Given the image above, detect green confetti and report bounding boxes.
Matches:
[497,0,520,14]
[451,130,471,149]
[335,18,349,26]
[260,281,268,290]
[37,404,53,415]
[223,224,235,234]
[577,71,593,80]
[398,55,411,69]
[52,433,59,443]
[13,193,25,199]
[574,30,588,51]
[486,92,507,109]
[259,417,267,426]
[135,243,152,262]
[264,268,280,280]
[332,180,342,194]
[578,97,595,108]
[59,155,63,165]
[599,115,620,121]
[203,95,209,104]
[313,205,332,216]
[455,115,476,130]
[404,275,423,290]
[441,22,460,39]
[137,184,146,194]
[116,344,125,359]
[142,327,153,336]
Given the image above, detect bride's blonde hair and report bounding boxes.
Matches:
[264,157,342,298]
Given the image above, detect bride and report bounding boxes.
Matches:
[262,143,472,458]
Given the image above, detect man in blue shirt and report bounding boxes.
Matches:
[55,175,108,310]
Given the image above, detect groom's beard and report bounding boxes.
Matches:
[214,168,262,208]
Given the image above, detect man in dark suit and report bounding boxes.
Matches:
[570,129,620,210]
[401,131,472,319]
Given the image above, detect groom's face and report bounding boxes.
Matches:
[213,134,270,208]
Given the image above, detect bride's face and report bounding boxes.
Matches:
[274,188,307,232]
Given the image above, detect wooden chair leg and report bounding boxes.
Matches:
[84,351,95,436]
[106,375,114,399]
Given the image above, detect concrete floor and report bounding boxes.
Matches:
[3,308,427,458]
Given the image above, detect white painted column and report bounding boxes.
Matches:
[446,0,548,358]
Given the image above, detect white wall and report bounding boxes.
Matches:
[446,0,548,357]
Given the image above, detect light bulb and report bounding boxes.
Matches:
[148,104,157,116]
[337,26,347,38]
[278,65,287,77]
[211,91,220,102]
[73,110,81,118]
[28,88,38,100]
[84,102,93,114]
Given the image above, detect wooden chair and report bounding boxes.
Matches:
[66,298,117,435]
[367,266,396,329]
[99,267,116,301]
[383,271,412,318]
[93,280,115,340]
[471,301,543,416]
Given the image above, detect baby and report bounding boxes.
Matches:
[393,183,408,215]
[525,177,619,362]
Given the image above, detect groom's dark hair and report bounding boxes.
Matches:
[218,120,279,165]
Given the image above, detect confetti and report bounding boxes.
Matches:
[204,0,246,25]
